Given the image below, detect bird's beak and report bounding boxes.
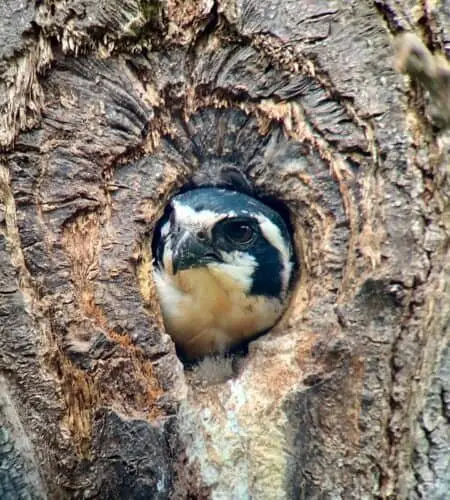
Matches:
[171,230,221,274]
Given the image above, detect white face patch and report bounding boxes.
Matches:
[208,251,257,293]
[162,241,174,275]
[160,221,170,238]
[255,214,293,294]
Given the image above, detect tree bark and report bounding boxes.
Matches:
[0,1,449,499]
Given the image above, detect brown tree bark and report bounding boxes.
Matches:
[0,1,448,498]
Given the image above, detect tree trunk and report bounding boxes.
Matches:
[0,1,448,498]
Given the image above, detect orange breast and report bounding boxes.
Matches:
[160,267,283,359]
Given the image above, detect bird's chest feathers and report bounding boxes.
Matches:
[175,267,247,314]
[155,266,282,356]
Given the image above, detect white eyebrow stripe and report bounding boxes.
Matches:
[173,201,236,229]
[255,214,292,294]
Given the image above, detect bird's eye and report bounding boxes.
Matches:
[197,229,207,241]
[222,220,255,245]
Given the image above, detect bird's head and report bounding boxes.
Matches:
[154,187,295,299]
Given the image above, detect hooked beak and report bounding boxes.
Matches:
[171,230,222,274]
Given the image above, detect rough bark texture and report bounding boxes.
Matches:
[0,1,449,499]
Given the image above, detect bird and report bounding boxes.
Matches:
[152,187,295,360]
